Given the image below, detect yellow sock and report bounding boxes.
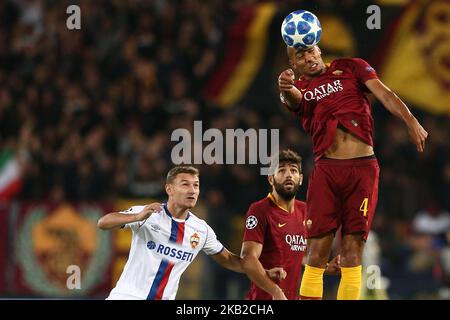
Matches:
[299,265,325,299]
[337,265,362,300]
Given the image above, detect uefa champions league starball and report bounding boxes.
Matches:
[281,10,322,50]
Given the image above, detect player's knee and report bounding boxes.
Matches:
[341,233,365,261]
[340,240,364,266]
[306,234,334,267]
[340,251,362,267]
[306,250,329,268]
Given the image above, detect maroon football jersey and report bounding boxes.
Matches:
[243,194,307,300]
[286,58,378,161]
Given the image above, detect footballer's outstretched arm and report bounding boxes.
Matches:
[97,203,162,230]
[210,247,287,284]
[210,247,245,273]
[240,241,288,300]
[278,69,303,111]
[365,79,428,152]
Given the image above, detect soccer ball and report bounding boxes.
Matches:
[281,10,322,50]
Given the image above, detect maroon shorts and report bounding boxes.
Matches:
[305,156,379,240]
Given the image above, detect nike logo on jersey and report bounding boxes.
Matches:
[278,223,287,228]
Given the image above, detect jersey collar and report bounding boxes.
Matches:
[163,203,190,221]
[267,193,290,213]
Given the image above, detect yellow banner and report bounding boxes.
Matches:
[379,0,450,115]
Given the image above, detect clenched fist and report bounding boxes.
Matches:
[278,69,295,91]
[266,267,287,281]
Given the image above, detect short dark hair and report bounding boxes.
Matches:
[275,149,302,173]
[166,166,200,184]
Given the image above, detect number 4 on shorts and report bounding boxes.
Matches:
[360,198,369,217]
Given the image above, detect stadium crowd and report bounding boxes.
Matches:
[0,0,449,299]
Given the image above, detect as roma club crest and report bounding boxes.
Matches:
[16,204,111,296]
[190,232,200,249]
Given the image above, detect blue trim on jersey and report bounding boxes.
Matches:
[209,245,225,256]
[163,203,190,221]
[163,203,172,218]
[146,204,191,299]
[169,218,179,243]
[146,207,183,300]
[147,259,169,300]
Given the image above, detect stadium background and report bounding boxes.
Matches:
[0,0,449,299]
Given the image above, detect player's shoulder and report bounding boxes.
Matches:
[331,57,372,70]
[186,212,211,232]
[245,197,274,220]
[294,200,307,220]
[294,199,307,212]
[332,57,368,65]
[294,199,307,209]
[248,197,272,212]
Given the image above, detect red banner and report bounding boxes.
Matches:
[203,2,277,108]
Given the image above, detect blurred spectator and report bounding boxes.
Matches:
[438,231,450,299]
[400,200,450,298]
[412,201,450,237]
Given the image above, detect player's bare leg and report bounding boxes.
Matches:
[306,232,335,267]
[299,231,334,299]
[340,233,365,266]
[338,232,365,300]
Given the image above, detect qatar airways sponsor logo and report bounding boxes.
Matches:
[285,234,307,252]
[303,80,344,102]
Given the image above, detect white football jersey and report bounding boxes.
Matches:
[106,204,224,300]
